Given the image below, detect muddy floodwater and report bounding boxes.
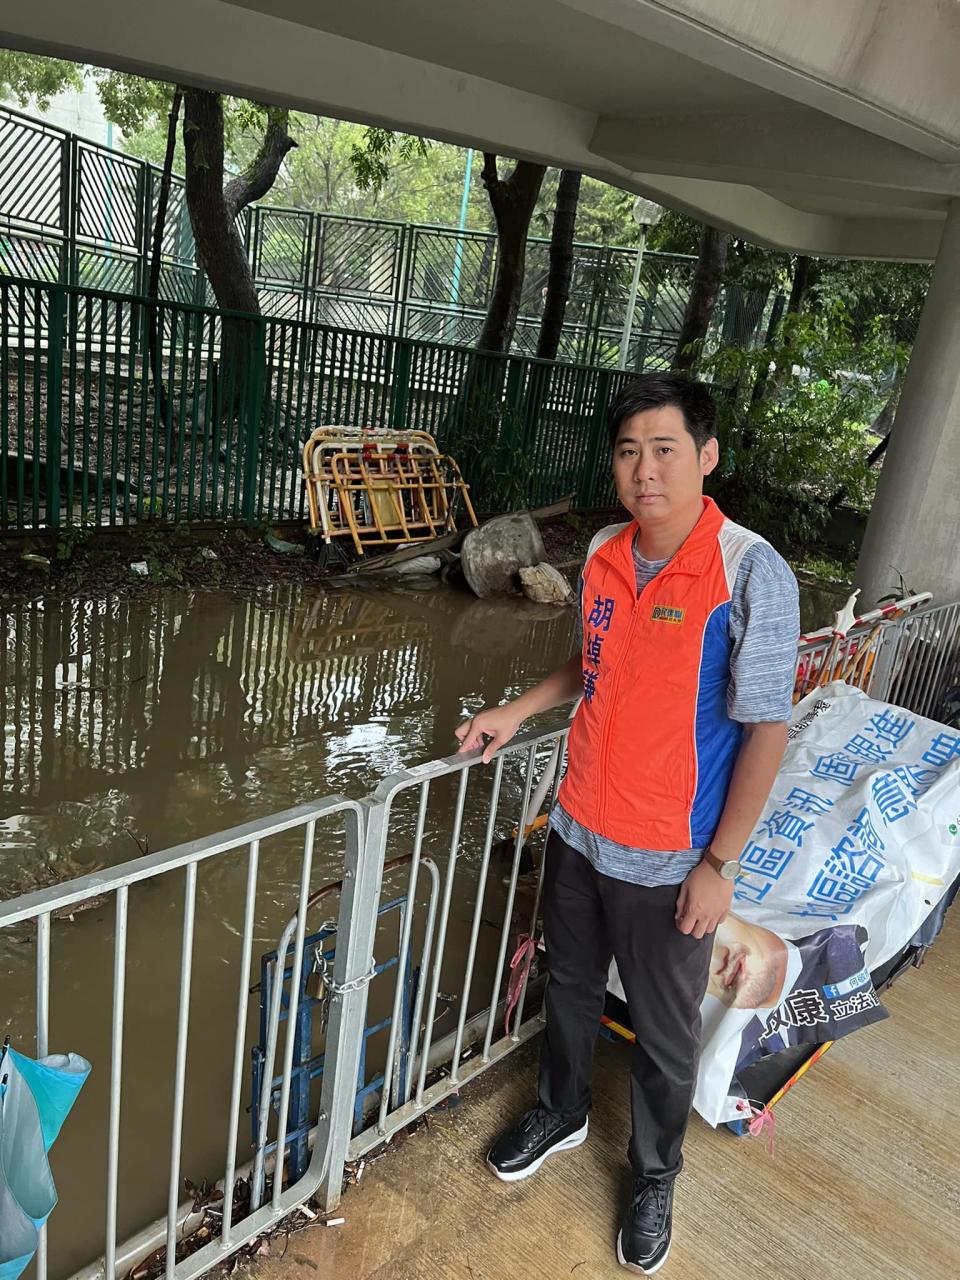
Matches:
[0,575,837,1276]
[1,581,577,1276]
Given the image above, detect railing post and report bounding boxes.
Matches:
[314,796,386,1213]
[46,286,65,529]
[396,225,411,339]
[67,135,79,287]
[389,336,413,429]
[138,163,152,299]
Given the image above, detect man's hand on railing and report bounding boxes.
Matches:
[456,655,583,764]
[455,705,525,764]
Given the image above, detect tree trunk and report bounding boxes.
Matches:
[536,169,581,360]
[477,154,546,353]
[148,89,183,304]
[183,90,296,423]
[786,254,817,316]
[749,255,818,409]
[146,87,182,452]
[672,225,730,371]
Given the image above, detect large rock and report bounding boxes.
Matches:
[460,513,547,598]
[519,562,574,605]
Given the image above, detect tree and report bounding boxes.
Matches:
[536,169,581,360]
[181,89,296,419]
[0,50,82,108]
[786,255,817,316]
[702,304,904,550]
[672,225,730,370]
[478,154,546,353]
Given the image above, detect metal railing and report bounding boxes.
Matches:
[0,723,568,1280]
[349,730,566,1157]
[0,103,791,370]
[3,603,958,1279]
[0,795,366,1280]
[870,599,960,719]
[794,598,960,721]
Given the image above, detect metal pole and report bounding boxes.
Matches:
[618,227,647,371]
[444,149,473,343]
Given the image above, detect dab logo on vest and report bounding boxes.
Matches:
[651,604,685,624]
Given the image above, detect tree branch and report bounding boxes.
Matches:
[224,110,297,220]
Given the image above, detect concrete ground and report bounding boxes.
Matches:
[255,912,959,1280]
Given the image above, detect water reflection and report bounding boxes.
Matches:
[1,584,575,880]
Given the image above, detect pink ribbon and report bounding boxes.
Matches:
[736,1099,776,1155]
[504,933,536,1035]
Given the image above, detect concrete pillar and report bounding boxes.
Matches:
[855,199,960,608]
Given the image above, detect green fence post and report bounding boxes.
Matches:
[578,367,613,507]
[58,136,71,285]
[46,286,66,529]
[504,355,524,427]
[242,316,267,524]
[389,336,412,429]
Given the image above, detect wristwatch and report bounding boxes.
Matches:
[703,848,742,880]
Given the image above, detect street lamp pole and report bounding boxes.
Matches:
[618,197,664,371]
[444,148,473,342]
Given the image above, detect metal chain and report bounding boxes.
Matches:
[312,922,377,1000]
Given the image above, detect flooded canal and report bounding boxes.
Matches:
[0,573,839,1276]
[1,581,577,1276]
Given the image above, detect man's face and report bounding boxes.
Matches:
[612,406,718,527]
[707,913,789,1010]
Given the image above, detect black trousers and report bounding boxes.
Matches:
[538,831,714,1180]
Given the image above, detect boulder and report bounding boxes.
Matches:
[460,513,547,598]
[519,562,574,605]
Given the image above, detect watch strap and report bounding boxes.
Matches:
[704,848,739,876]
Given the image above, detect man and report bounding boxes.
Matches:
[456,374,799,1275]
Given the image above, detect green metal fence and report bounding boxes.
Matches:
[0,103,709,369]
[0,273,629,532]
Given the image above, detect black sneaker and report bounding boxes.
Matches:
[486,1105,588,1182]
[617,1174,674,1274]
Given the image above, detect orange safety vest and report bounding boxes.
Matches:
[559,496,763,851]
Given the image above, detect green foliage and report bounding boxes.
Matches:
[146,555,182,584]
[792,552,852,584]
[702,304,906,550]
[0,51,82,109]
[349,127,429,196]
[54,521,92,562]
[814,258,931,347]
[445,387,535,513]
[89,70,173,136]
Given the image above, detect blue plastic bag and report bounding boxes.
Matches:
[0,1047,91,1280]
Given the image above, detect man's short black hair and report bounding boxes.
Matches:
[608,374,717,451]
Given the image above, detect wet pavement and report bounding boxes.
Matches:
[254,909,960,1280]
